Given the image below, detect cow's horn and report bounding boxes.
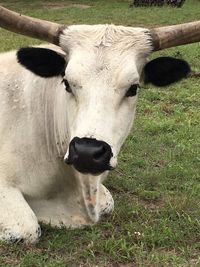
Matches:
[151,21,200,51]
[0,6,65,45]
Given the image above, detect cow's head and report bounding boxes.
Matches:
[0,6,199,222]
[16,25,190,175]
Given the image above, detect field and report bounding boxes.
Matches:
[0,0,200,266]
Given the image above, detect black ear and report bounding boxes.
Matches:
[143,57,190,87]
[17,47,66,78]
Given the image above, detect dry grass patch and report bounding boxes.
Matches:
[43,3,91,10]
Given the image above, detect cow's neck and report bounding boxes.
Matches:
[24,74,69,161]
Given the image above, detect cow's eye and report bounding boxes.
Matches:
[62,79,72,93]
[125,84,139,97]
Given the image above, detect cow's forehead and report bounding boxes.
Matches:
[65,48,140,89]
[60,25,153,86]
[60,24,152,54]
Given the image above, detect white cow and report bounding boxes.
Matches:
[0,7,199,243]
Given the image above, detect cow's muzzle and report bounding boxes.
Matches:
[65,137,113,174]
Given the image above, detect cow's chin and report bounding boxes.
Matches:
[72,168,114,223]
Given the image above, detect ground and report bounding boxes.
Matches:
[0,0,200,266]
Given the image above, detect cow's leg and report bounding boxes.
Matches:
[99,184,114,216]
[25,183,114,227]
[0,186,41,243]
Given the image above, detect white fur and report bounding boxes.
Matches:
[0,25,152,243]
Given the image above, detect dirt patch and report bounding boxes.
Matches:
[43,3,66,9]
[0,244,19,266]
[69,4,91,9]
[44,3,91,10]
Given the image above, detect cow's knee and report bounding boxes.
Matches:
[0,186,41,244]
[0,221,41,244]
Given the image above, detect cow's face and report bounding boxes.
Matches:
[60,25,153,175]
[17,25,190,177]
[62,45,145,174]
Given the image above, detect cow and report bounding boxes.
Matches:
[0,6,199,243]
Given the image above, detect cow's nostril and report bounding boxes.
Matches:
[67,137,113,174]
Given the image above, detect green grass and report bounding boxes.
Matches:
[0,0,200,266]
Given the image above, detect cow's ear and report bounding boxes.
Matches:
[143,57,190,87]
[17,47,66,78]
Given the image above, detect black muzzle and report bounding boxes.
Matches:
[65,137,113,174]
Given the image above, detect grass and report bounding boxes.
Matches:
[0,0,200,266]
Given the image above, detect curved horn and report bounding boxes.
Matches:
[151,21,200,51]
[0,6,65,45]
